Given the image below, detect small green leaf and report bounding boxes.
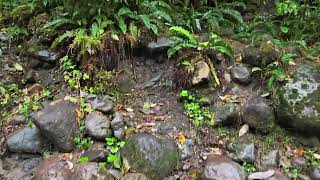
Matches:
[79,156,89,163]
[180,90,189,97]
[14,63,23,71]
[280,26,289,33]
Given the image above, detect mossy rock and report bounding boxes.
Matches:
[121,133,179,179]
[274,63,320,135]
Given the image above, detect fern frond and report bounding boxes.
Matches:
[220,9,243,25]
[51,30,75,49]
[168,42,196,58]
[43,18,75,29]
[169,26,196,45]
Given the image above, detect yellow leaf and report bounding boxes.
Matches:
[210,113,215,126]
[177,132,186,144]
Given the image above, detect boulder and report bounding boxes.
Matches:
[71,163,114,180]
[274,64,320,135]
[242,96,275,134]
[86,95,113,114]
[259,150,279,171]
[116,70,136,93]
[111,112,125,140]
[121,133,178,179]
[202,155,245,180]
[9,115,26,125]
[230,63,252,85]
[210,102,240,126]
[7,127,45,153]
[123,173,148,180]
[32,100,79,152]
[192,61,210,86]
[232,143,256,163]
[85,112,112,140]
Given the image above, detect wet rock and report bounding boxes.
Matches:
[117,70,136,93]
[274,64,320,135]
[312,165,320,180]
[232,143,255,163]
[83,142,109,162]
[121,133,179,179]
[71,163,114,180]
[210,102,240,126]
[87,95,113,114]
[242,96,275,134]
[192,61,210,86]
[202,155,245,180]
[9,115,26,125]
[85,112,112,140]
[34,155,72,180]
[178,139,194,160]
[142,71,163,89]
[123,173,148,180]
[32,100,79,152]
[0,32,10,42]
[230,63,252,85]
[36,49,59,62]
[7,127,45,153]
[259,150,279,171]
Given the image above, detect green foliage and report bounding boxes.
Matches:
[168,26,233,58]
[304,149,320,168]
[180,90,212,127]
[105,137,125,169]
[74,136,93,150]
[276,0,299,16]
[79,155,89,163]
[242,162,256,174]
[282,167,300,180]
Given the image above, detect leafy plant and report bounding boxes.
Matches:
[168,26,233,58]
[74,136,93,150]
[242,162,256,174]
[180,90,212,127]
[105,137,125,169]
[282,167,300,180]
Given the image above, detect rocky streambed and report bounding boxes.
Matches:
[0,33,320,180]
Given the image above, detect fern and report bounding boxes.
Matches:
[51,30,75,48]
[43,18,75,29]
[169,26,197,44]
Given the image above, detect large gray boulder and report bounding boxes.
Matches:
[274,63,320,135]
[202,155,245,180]
[121,133,178,179]
[85,112,112,140]
[7,127,45,153]
[32,100,79,152]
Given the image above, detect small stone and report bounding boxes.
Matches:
[232,143,255,163]
[243,96,275,134]
[267,170,289,180]
[89,95,114,114]
[202,155,245,180]
[114,128,125,140]
[123,173,148,180]
[36,49,59,62]
[7,127,45,153]
[108,169,121,179]
[111,112,125,130]
[0,32,10,42]
[71,163,114,180]
[9,115,26,125]
[312,165,320,180]
[192,61,210,86]
[85,112,112,140]
[117,70,136,93]
[178,139,194,160]
[230,63,252,85]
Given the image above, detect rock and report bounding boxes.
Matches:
[111,112,125,130]
[32,100,79,152]
[178,139,194,160]
[202,155,245,180]
[312,165,320,180]
[36,49,59,62]
[248,170,275,180]
[232,143,255,163]
[34,155,72,180]
[210,102,240,126]
[121,133,179,179]
[230,63,252,85]
[117,70,136,93]
[87,95,113,114]
[0,32,10,42]
[7,127,45,153]
[147,36,171,55]
[292,156,307,169]
[83,142,109,162]
[142,71,163,89]
[71,163,114,180]
[287,46,302,57]
[9,115,26,125]
[242,43,280,68]
[267,170,289,180]
[0,48,2,58]
[275,64,320,135]
[192,61,210,86]
[114,129,125,140]
[242,96,275,134]
[298,174,312,180]
[123,173,148,180]
[259,150,279,171]
[85,112,112,140]
[108,169,121,179]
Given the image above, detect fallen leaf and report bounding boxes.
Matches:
[66,160,74,169]
[239,124,249,137]
[248,170,275,180]
[314,153,320,159]
[125,107,134,112]
[209,148,222,155]
[177,132,186,144]
[294,147,304,157]
[235,53,242,62]
[14,63,23,71]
